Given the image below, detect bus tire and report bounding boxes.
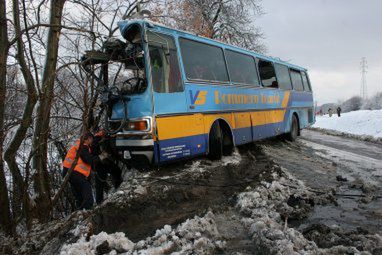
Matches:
[221,124,233,156]
[286,115,299,142]
[208,121,223,160]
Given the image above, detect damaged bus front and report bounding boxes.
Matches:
[82,20,157,165]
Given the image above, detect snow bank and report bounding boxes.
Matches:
[313,110,382,138]
[60,232,134,254]
[60,211,225,255]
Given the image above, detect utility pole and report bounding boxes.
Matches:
[360,57,368,100]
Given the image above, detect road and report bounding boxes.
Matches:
[261,129,382,235]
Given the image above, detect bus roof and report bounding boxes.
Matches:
[118,19,307,72]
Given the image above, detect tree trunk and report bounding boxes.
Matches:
[4,0,38,229]
[0,0,14,236]
[32,0,66,223]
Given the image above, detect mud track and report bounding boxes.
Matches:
[92,145,274,242]
[260,130,382,236]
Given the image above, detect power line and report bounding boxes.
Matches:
[360,57,368,100]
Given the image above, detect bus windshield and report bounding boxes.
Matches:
[109,24,146,94]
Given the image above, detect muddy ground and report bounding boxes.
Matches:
[1,129,382,254]
[262,129,382,235]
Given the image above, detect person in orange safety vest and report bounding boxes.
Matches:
[62,132,109,210]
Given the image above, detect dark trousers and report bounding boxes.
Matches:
[68,170,94,210]
[95,159,122,204]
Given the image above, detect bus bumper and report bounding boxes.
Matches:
[114,137,154,164]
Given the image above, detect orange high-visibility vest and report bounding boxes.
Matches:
[62,140,92,177]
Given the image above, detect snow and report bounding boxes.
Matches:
[60,232,134,255]
[60,211,225,255]
[313,110,382,138]
[221,149,242,166]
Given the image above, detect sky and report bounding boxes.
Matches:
[257,0,382,105]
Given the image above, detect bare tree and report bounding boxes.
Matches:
[362,92,382,110]
[0,0,147,238]
[341,96,363,113]
[3,0,39,229]
[30,0,67,223]
[0,0,14,236]
[153,0,265,52]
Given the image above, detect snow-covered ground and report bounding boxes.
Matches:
[59,166,382,255]
[313,109,382,138]
[5,137,382,254]
[60,212,226,255]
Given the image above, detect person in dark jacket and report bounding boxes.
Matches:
[92,129,123,205]
[328,108,333,117]
[337,106,342,117]
[62,132,108,210]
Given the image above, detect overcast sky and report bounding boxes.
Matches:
[257,0,382,105]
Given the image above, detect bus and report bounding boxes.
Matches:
[82,19,315,165]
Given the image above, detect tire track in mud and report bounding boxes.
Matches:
[91,145,275,242]
[259,133,382,250]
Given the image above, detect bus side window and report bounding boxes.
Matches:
[179,38,229,83]
[225,50,260,86]
[290,69,304,91]
[302,72,312,92]
[274,64,292,90]
[257,59,278,88]
[148,32,182,93]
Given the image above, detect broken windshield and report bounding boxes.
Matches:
[108,24,147,95]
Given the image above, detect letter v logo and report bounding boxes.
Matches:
[189,90,200,105]
[189,90,207,105]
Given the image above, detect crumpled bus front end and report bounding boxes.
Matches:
[81,20,155,165]
[106,21,155,165]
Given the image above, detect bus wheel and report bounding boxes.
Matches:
[208,121,223,160]
[286,115,299,142]
[222,127,233,156]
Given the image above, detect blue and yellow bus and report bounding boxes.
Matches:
[83,19,314,165]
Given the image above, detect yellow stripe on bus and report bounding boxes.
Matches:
[281,91,290,108]
[156,107,288,141]
[234,112,252,129]
[156,114,205,140]
[203,113,234,134]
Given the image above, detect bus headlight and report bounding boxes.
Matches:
[124,118,150,132]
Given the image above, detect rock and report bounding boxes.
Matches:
[135,185,147,196]
[336,175,348,182]
[96,240,111,255]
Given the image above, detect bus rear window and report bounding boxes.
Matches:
[302,72,312,92]
[290,69,304,91]
[258,59,278,88]
[225,50,259,86]
[275,64,292,90]
[179,38,229,82]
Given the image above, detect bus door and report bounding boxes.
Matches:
[148,31,189,161]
